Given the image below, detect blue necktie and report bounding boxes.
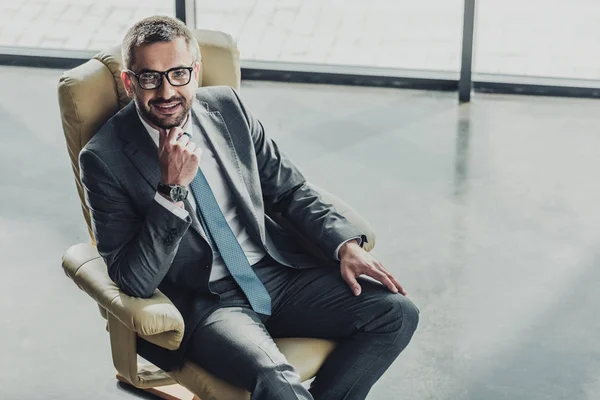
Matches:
[189,167,272,315]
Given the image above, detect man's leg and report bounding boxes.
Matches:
[256,260,420,400]
[185,277,313,400]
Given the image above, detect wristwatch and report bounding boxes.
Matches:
[157,183,188,202]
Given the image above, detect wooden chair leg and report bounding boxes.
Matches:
[117,374,197,400]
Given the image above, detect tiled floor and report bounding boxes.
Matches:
[0,0,599,80]
[1,65,600,399]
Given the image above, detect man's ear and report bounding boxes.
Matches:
[121,70,134,98]
[194,60,202,83]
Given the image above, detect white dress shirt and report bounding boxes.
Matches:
[138,111,357,282]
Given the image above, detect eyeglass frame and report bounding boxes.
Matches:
[126,62,196,90]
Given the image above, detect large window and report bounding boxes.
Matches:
[1,0,598,96]
[474,0,600,82]
[195,0,464,74]
[0,0,174,51]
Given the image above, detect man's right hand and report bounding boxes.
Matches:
[158,126,202,186]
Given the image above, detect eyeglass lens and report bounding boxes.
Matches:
[138,68,191,89]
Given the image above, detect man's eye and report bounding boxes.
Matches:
[140,73,158,81]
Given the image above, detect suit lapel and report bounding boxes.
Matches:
[119,102,162,190]
[191,101,265,242]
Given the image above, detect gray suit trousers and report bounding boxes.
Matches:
[186,256,420,400]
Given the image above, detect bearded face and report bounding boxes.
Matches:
[122,37,200,131]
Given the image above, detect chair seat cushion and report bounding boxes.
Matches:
[170,338,336,400]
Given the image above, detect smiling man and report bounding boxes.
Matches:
[79,16,419,400]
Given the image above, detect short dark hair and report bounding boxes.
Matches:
[122,15,201,70]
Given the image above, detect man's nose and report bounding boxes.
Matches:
[157,75,176,98]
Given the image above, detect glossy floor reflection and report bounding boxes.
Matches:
[1,66,599,400]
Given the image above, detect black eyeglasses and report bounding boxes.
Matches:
[127,63,195,90]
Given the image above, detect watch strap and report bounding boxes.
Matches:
[157,182,172,197]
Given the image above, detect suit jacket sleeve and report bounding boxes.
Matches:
[228,87,365,259]
[79,147,192,298]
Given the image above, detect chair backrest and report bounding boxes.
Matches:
[58,29,241,243]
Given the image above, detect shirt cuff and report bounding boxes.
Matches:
[334,236,362,261]
[154,192,189,220]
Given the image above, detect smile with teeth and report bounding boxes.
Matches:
[154,102,180,113]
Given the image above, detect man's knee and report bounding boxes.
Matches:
[372,293,420,337]
[397,295,420,334]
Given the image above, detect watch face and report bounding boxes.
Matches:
[170,186,187,201]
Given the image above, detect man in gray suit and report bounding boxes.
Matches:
[80,15,419,400]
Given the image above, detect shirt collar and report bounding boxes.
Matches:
[136,108,194,148]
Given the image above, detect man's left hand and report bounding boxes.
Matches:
[339,241,407,297]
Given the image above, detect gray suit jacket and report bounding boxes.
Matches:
[79,86,364,371]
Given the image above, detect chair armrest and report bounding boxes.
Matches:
[62,243,185,350]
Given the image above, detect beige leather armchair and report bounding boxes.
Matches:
[58,29,376,400]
